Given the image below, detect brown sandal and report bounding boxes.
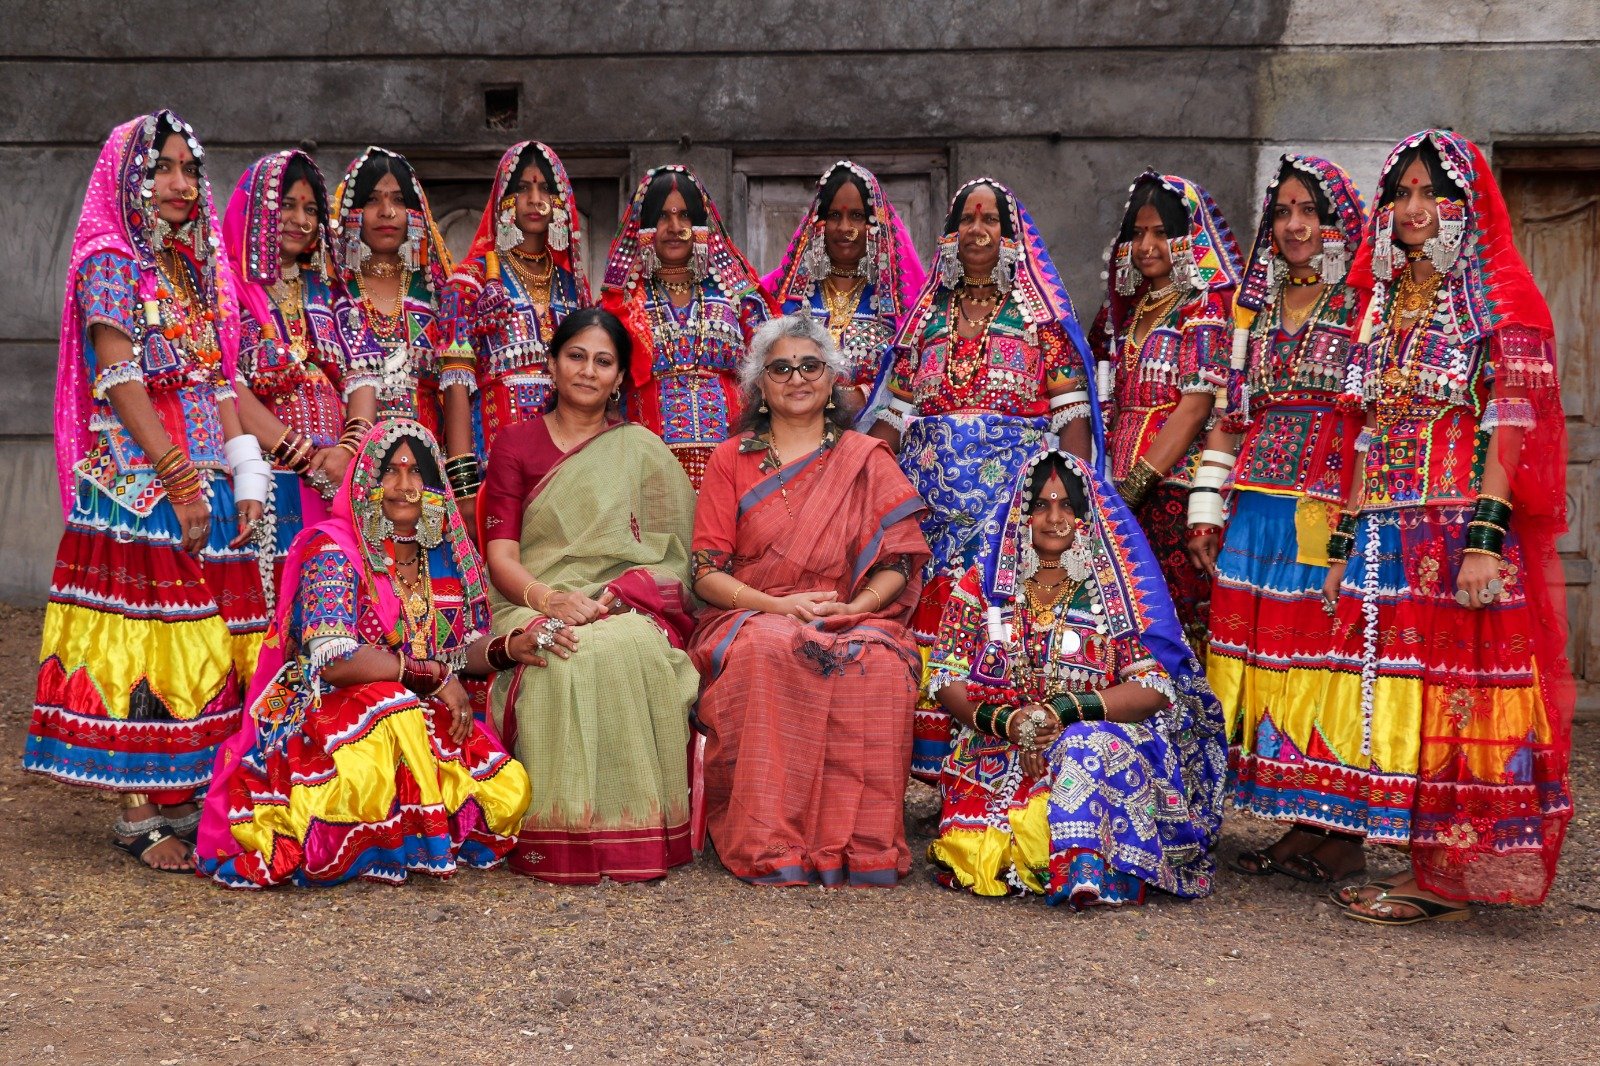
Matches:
[1344,893,1471,926]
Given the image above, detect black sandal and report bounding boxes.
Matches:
[1343,892,1471,926]
[1228,826,1327,879]
[1279,852,1367,885]
[112,824,193,874]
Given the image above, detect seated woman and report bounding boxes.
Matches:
[689,314,930,887]
[482,307,701,884]
[195,419,535,887]
[927,447,1226,908]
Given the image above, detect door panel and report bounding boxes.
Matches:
[1502,164,1600,706]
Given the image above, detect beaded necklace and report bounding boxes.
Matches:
[153,242,223,369]
[943,287,1005,390]
[645,276,708,369]
[389,546,433,659]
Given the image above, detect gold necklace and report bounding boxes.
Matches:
[1280,283,1324,335]
[1391,267,1443,328]
[362,258,402,280]
[1023,575,1076,626]
[821,275,866,341]
[391,549,433,658]
[504,248,554,308]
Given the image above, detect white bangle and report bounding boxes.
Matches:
[1193,465,1230,491]
[1188,493,1226,527]
[1201,449,1238,469]
[1049,390,1090,411]
[1230,326,1249,371]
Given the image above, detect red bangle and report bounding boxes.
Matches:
[1187,524,1222,537]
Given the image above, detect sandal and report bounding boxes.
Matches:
[1331,879,1397,909]
[1343,892,1472,926]
[1228,826,1327,879]
[112,824,193,874]
[1279,852,1367,885]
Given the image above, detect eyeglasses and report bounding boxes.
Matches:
[763,358,829,382]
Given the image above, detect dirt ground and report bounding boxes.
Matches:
[0,603,1595,1065]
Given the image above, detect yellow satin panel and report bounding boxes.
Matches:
[39,599,235,721]
[228,703,532,864]
[927,790,1051,896]
[1313,668,1422,775]
[1419,670,1551,781]
[1294,498,1337,568]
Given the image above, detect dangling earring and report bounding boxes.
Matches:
[864,220,883,286]
[1061,525,1092,583]
[1372,205,1397,279]
[359,494,395,549]
[992,238,1020,294]
[401,208,425,271]
[825,390,837,410]
[801,220,829,285]
[417,490,446,549]
[1018,525,1040,581]
[639,236,660,279]
[1424,199,1466,273]
[1113,241,1138,296]
[1169,235,1202,290]
[549,204,571,251]
[1317,227,1348,284]
[1267,252,1287,291]
[690,226,710,281]
[495,196,521,252]
[936,233,961,289]
[758,396,769,414]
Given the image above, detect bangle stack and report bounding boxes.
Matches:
[400,655,452,696]
[336,417,373,458]
[154,445,205,505]
[1050,690,1107,724]
[974,703,1019,741]
[271,427,315,474]
[1326,509,1359,563]
[1119,457,1161,510]
[446,452,483,498]
[1187,451,1233,528]
[485,627,525,672]
[1465,494,1511,560]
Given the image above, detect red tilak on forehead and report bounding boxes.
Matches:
[1410,177,1421,185]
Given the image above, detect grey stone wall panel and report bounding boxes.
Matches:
[2,1,1288,58]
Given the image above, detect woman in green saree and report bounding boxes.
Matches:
[480,307,701,883]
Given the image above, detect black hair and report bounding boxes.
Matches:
[281,154,328,218]
[511,145,559,197]
[1273,161,1335,226]
[639,169,707,228]
[148,115,199,179]
[542,307,634,411]
[943,180,1014,238]
[816,166,874,223]
[1377,140,1466,208]
[1117,178,1189,244]
[1026,454,1089,517]
[351,150,422,211]
[379,431,445,490]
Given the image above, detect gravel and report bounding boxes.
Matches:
[1,603,1595,1064]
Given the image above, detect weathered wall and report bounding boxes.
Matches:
[1,1,1596,602]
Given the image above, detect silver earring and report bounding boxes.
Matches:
[495,206,521,252]
[1017,526,1040,581]
[1317,238,1349,285]
[992,240,1019,294]
[360,504,394,549]
[640,242,660,279]
[549,205,571,252]
[691,237,710,281]
[801,228,830,288]
[1372,209,1397,279]
[1114,245,1138,296]
[1424,215,1464,273]
[937,235,961,289]
[417,500,445,549]
[1061,538,1092,583]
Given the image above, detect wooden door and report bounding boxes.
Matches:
[1501,151,1600,714]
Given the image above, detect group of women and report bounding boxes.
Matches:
[24,110,1574,926]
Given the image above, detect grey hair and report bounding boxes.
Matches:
[738,313,848,391]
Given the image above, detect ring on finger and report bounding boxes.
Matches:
[1478,587,1496,604]
[1454,588,1473,606]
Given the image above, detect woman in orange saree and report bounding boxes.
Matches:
[689,314,930,887]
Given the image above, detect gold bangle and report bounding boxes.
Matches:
[1462,546,1503,559]
[121,792,150,810]
[520,580,540,610]
[863,586,884,610]
[731,583,747,609]
[536,586,555,613]
[1475,494,1512,508]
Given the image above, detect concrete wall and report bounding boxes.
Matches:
[2,0,1597,602]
